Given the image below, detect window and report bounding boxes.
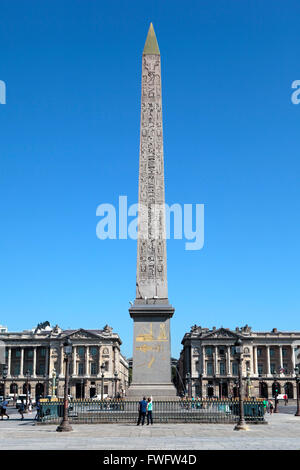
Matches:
[270,348,275,357]
[218,347,225,356]
[258,364,263,375]
[205,347,213,356]
[26,350,33,358]
[270,363,276,374]
[15,349,21,358]
[105,361,109,371]
[78,347,85,357]
[40,348,46,357]
[257,348,262,357]
[78,363,84,375]
[13,365,20,375]
[219,362,226,375]
[104,385,108,395]
[206,362,213,375]
[90,362,97,375]
[90,347,98,356]
[282,349,287,357]
[232,362,238,375]
[38,364,45,375]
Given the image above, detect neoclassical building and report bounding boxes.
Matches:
[0,322,129,400]
[178,325,300,399]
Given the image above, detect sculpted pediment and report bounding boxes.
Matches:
[202,328,241,339]
[64,329,99,340]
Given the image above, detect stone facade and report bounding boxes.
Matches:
[0,323,129,400]
[178,325,300,399]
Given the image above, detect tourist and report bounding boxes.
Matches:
[268,400,274,414]
[137,396,147,426]
[146,397,153,425]
[18,399,25,420]
[0,398,9,420]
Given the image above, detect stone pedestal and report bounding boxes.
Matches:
[127,303,177,399]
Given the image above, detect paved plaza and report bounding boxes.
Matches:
[0,405,299,450]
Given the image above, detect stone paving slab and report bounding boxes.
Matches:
[1,409,300,450]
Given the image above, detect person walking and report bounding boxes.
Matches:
[18,399,25,420]
[137,396,147,426]
[269,399,274,414]
[146,397,153,425]
[0,398,9,420]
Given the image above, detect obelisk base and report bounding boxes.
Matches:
[126,383,178,400]
[128,303,177,400]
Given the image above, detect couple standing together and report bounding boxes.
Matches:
[137,397,153,425]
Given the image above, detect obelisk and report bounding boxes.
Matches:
[128,24,177,399]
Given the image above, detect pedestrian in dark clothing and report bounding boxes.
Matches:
[1,399,9,420]
[137,397,148,426]
[18,399,25,420]
[146,397,153,425]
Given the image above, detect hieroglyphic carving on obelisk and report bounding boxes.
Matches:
[136,23,168,301]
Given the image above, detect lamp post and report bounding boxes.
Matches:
[2,364,8,398]
[25,369,31,412]
[101,363,105,400]
[273,371,279,413]
[294,367,300,417]
[114,371,118,398]
[233,338,248,431]
[56,338,73,432]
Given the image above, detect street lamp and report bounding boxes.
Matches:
[56,338,73,432]
[272,371,279,413]
[114,371,118,398]
[294,367,300,417]
[101,363,105,400]
[233,338,248,431]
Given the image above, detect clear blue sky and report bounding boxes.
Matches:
[0,0,299,359]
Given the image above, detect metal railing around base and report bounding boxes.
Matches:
[37,398,265,424]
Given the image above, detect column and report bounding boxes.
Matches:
[279,346,283,373]
[253,346,258,375]
[20,347,24,377]
[214,346,218,375]
[45,347,49,376]
[291,345,296,374]
[60,346,64,377]
[72,346,77,376]
[97,346,102,377]
[266,346,271,376]
[226,346,231,375]
[7,347,11,376]
[33,347,37,377]
[85,346,89,376]
[201,346,205,375]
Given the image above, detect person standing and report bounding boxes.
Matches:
[146,397,153,425]
[137,396,147,426]
[0,398,9,420]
